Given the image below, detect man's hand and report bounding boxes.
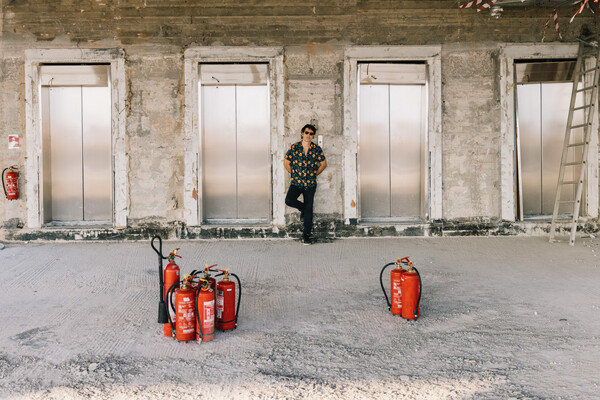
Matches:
[284,159,292,174]
[316,159,327,176]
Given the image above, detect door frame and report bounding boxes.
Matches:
[199,67,270,223]
[24,49,127,228]
[357,69,427,221]
[343,46,443,224]
[183,47,285,226]
[499,43,599,221]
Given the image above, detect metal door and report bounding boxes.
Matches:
[199,64,270,223]
[41,65,112,223]
[358,63,427,221]
[515,61,580,218]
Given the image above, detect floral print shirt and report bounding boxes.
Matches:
[285,141,326,188]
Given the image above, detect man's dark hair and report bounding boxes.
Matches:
[301,124,317,134]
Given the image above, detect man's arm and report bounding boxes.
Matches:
[316,159,327,176]
[284,159,292,174]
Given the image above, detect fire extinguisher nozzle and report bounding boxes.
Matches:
[158,300,169,324]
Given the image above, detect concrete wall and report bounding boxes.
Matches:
[442,43,501,219]
[1,1,599,240]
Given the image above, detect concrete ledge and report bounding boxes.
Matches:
[1,218,598,242]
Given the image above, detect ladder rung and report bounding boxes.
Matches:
[567,142,587,147]
[563,161,585,166]
[574,104,594,111]
[570,122,591,129]
[560,181,580,185]
[576,85,596,93]
[559,200,577,204]
[581,66,599,74]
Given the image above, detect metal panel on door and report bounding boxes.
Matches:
[202,85,237,219]
[200,63,270,223]
[517,82,575,217]
[359,84,391,218]
[390,85,423,217]
[517,84,542,215]
[541,83,574,215]
[41,88,53,223]
[49,87,84,221]
[41,65,112,224]
[82,86,112,221]
[236,85,270,219]
[359,63,426,220]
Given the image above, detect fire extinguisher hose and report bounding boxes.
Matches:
[166,281,180,336]
[413,266,422,321]
[2,167,10,198]
[379,262,396,311]
[194,286,203,341]
[231,273,242,328]
[151,236,169,324]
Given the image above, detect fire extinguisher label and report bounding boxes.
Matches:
[216,290,224,318]
[203,300,215,333]
[392,281,402,307]
[178,301,195,334]
[204,300,215,322]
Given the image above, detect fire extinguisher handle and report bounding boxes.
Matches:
[379,262,396,310]
[151,235,168,260]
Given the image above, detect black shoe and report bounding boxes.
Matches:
[302,236,312,245]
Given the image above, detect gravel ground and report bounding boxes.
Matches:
[0,236,598,399]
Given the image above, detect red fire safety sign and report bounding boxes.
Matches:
[8,135,19,150]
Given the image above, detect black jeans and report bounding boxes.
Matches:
[285,184,316,238]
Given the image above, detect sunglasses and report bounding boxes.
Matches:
[304,131,315,136]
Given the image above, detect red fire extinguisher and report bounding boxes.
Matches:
[174,276,196,342]
[2,166,19,200]
[380,257,422,320]
[195,279,215,342]
[214,268,242,331]
[163,249,181,337]
[401,263,421,320]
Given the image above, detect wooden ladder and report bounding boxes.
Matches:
[549,41,600,245]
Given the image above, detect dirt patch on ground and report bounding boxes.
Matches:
[0,237,598,399]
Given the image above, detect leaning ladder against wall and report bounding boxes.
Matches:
[549,40,600,245]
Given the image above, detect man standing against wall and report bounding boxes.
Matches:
[284,124,327,245]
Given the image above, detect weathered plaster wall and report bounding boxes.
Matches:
[0,52,25,228]
[1,1,599,240]
[442,44,502,219]
[125,48,185,223]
